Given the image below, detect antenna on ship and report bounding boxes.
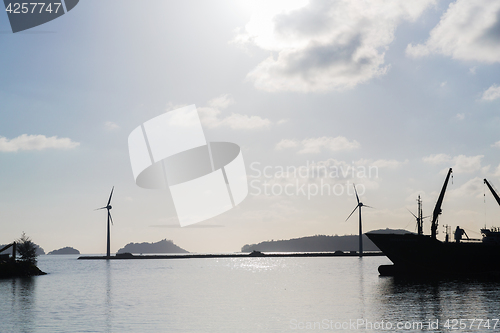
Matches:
[95,186,114,258]
[407,195,429,235]
[346,184,373,257]
[443,224,451,242]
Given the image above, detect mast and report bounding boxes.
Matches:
[431,168,453,239]
[417,195,423,235]
[484,179,500,207]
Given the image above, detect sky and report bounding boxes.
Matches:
[1,0,500,254]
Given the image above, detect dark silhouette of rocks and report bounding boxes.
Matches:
[117,239,189,254]
[241,234,382,253]
[48,247,80,255]
[0,233,46,278]
[248,250,265,257]
[0,261,46,278]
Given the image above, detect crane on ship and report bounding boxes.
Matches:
[482,179,500,244]
[431,168,453,239]
[484,179,500,207]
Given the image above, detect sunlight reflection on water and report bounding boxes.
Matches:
[1,255,500,332]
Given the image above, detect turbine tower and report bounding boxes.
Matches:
[346,184,372,257]
[96,186,114,258]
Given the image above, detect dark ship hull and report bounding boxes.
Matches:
[366,170,500,277]
[367,232,500,277]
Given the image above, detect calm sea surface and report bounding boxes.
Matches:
[1,255,500,332]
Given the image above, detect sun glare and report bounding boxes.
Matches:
[237,0,309,50]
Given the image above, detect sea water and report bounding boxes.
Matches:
[1,255,500,332]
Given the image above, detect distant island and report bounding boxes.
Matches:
[241,234,381,253]
[117,239,189,254]
[48,247,80,255]
[241,230,412,253]
[1,243,45,256]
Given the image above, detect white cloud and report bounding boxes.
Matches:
[448,177,484,199]
[236,0,435,92]
[406,0,500,63]
[456,113,465,120]
[207,94,234,109]
[369,159,408,169]
[165,102,188,112]
[217,113,272,130]
[276,139,299,150]
[198,94,271,130]
[469,66,477,74]
[277,118,290,125]
[276,136,359,153]
[423,153,484,174]
[300,136,360,154]
[452,155,484,174]
[422,153,452,165]
[0,134,80,152]
[405,190,432,204]
[104,121,119,130]
[482,84,500,101]
[492,141,500,148]
[440,81,447,87]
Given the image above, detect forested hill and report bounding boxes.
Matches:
[117,239,189,254]
[241,234,380,253]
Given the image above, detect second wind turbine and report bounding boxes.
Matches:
[345,184,373,257]
[96,186,114,258]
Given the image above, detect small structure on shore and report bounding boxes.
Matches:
[0,234,46,278]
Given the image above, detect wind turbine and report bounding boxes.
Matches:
[345,184,373,257]
[96,186,114,258]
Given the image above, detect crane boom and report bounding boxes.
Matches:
[484,179,500,207]
[431,168,453,239]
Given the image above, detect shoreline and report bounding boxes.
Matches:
[78,251,385,260]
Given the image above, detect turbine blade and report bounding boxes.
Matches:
[353,184,360,204]
[363,205,375,209]
[95,207,107,211]
[407,208,417,219]
[345,205,359,221]
[108,211,113,225]
[107,186,114,206]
